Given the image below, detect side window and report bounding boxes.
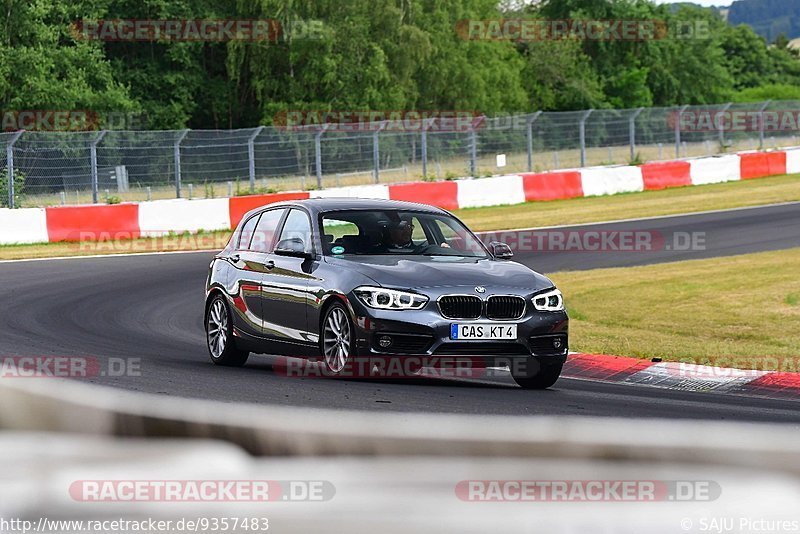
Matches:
[251,208,286,252]
[237,214,260,250]
[277,209,313,253]
[410,216,427,243]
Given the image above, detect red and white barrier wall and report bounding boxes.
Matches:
[1,148,798,245]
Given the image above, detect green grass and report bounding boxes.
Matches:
[550,248,800,366]
[1,172,799,260]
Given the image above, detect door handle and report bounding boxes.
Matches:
[265,260,275,270]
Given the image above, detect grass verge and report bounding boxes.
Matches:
[550,248,800,365]
[1,173,799,260]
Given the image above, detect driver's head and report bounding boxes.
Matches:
[387,218,413,246]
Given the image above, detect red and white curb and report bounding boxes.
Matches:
[1,147,798,245]
[564,353,800,400]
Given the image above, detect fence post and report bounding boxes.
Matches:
[758,100,771,149]
[314,124,329,189]
[718,102,732,148]
[247,126,265,193]
[468,116,485,177]
[373,121,388,183]
[579,109,593,167]
[675,105,688,158]
[174,129,190,198]
[421,118,433,179]
[468,126,476,176]
[526,111,542,172]
[6,130,24,209]
[629,108,644,162]
[90,130,108,204]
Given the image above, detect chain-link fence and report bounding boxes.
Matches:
[3,101,800,208]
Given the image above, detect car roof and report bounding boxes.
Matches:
[240,197,450,224]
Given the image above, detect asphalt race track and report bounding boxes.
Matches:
[1,203,799,422]
[482,201,800,272]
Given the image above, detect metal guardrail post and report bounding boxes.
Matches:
[526,111,542,172]
[314,124,329,189]
[675,105,689,158]
[247,126,265,193]
[6,130,24,209]
[758,100,771,149]
[174,129,190,198]
[579,109,593,167]
[718,102,732,148]
[373,121,388,183]
[629,108,644,161]
[90,130,108,204]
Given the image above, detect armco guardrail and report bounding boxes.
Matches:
[0,147,796,245]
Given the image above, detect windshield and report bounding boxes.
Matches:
[320,210,489,258]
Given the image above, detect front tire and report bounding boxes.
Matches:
[206,295,249,367]
[320,302,354,376]
[511,360,563,389]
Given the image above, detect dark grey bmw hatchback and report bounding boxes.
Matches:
[205,198,568,389]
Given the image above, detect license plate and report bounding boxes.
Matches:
[450,323,517,340]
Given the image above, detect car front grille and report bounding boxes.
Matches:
[486,296,526,319]
[434,342,530,356]
[438,296,482,320]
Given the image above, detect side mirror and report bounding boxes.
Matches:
[274,237,312,259]
[489,241,514,259]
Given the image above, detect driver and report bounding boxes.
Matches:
[384,218,415,250]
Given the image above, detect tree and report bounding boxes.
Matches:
[0,0,137,126]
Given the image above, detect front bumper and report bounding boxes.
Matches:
[346,287,569,367]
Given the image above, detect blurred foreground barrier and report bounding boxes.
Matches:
[2,379,800,533]
[1,378,800,472]
[3,431,799,534]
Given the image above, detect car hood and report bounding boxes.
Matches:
[325,255,554,291]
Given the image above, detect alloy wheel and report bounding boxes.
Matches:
[323,307,351,373]
[207,298,228,359]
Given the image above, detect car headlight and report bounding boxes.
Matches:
[532,288,564,311]
[354,286,428,310]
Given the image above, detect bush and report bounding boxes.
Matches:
[735,84,800,102]
[0,168,25,208]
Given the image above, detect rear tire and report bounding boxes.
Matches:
[511,361,563,390]
[206,294,249,367]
